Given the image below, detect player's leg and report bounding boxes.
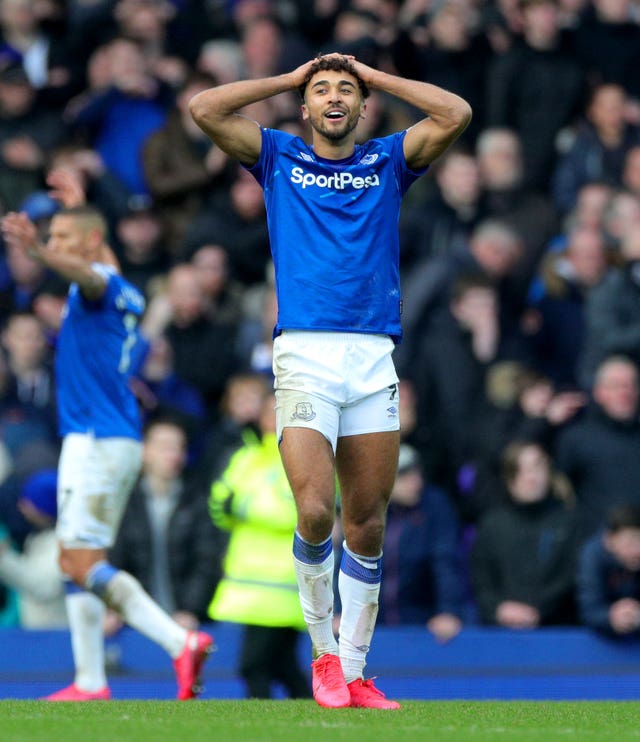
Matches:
[280,424,350,708]
[335,382,402,709]
[336,429,398,677]
[277,394,350,708]
[274,331,351,708]
[278,427,342,641]
[52,435,212,700]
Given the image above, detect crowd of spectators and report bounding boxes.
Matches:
[1,0,640,641]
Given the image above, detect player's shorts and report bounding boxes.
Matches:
[56,432,142,549]
[273,330,400,451]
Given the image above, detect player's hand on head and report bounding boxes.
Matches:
[289,58,322,88]
[348,58,376,86]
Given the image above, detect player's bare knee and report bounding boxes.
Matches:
[58,552,87,586]
[343,515,385,555]
[297,502,334,543]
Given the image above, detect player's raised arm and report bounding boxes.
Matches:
[188,58,320,166]
[1,210,107,300]
[351,60,472,170]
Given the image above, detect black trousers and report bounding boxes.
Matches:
[239,624,312,699]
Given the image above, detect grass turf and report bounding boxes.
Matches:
[2,700,640,741]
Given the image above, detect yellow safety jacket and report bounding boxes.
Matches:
[208,431,305,629]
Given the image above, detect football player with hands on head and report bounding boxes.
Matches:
[190,52,471,709]
[1,200,213,702]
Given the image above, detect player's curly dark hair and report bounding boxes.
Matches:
[297,55,370,101]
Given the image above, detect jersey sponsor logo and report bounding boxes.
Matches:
[290,166,380,191]
[291,401,316,421]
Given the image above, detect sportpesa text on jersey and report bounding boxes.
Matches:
[289,167,381,190]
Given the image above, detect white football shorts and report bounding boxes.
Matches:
[56,433,142,549]
[273,330,400,451]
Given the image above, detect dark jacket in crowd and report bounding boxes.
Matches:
[486,35,585,190]
[573,5,640,99]
[577,531,640,634]
[471,495,579,625]
[378,484,467,625]
[551,121,640,214]
[109,479,223,621]
[579,263,640,389]
[555,405,640,540]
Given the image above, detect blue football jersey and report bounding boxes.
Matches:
[55,264,145,439]
[247,128,426,342]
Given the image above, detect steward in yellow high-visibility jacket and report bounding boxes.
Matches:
[208,395,311,698]
[208,430,306,629]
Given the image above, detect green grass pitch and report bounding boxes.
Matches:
[3,700,640,741]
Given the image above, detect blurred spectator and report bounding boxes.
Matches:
[235,281,277,379]
[236,14,305,126]
[106,417,222,635]
[0,468,66,628]
[397,219,524,376]
[400,147,484,269]
[395,376,434,476]
[476,127,558,285]
[142,72,232,256]
[411,275,503,489]
[1,309,56,434]
[0,0,86,101]
[65,37,171,197]
[0,334,59,549]
[622,145,640,199]
[189,243,244,326]
[114,200,170,298]
[531,225,609,387]
[196,38,245,85]
[208,391,310,699]
[559,180,615,241]
[601,189,640,251]
[486,0,585,191]
[130,333,207,453]
[290,0,341,48]
[47,144,132,234]
[464,364,586,522]
[405,0,493,140]
[196,371,271,489]
[141,262,240,412]
[183,165,270,286]
[0,236,55,321]
[577,503,640,635]
[573,0,640,98]
[552,83,640,214]
[579,201,640,384]
[0,62,67,210]
[376,444,466,642]
[556,355,640,540]
[112,0,191,85]
[471,440,579,627]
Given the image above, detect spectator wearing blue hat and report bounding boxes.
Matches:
[0,469,67,628]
